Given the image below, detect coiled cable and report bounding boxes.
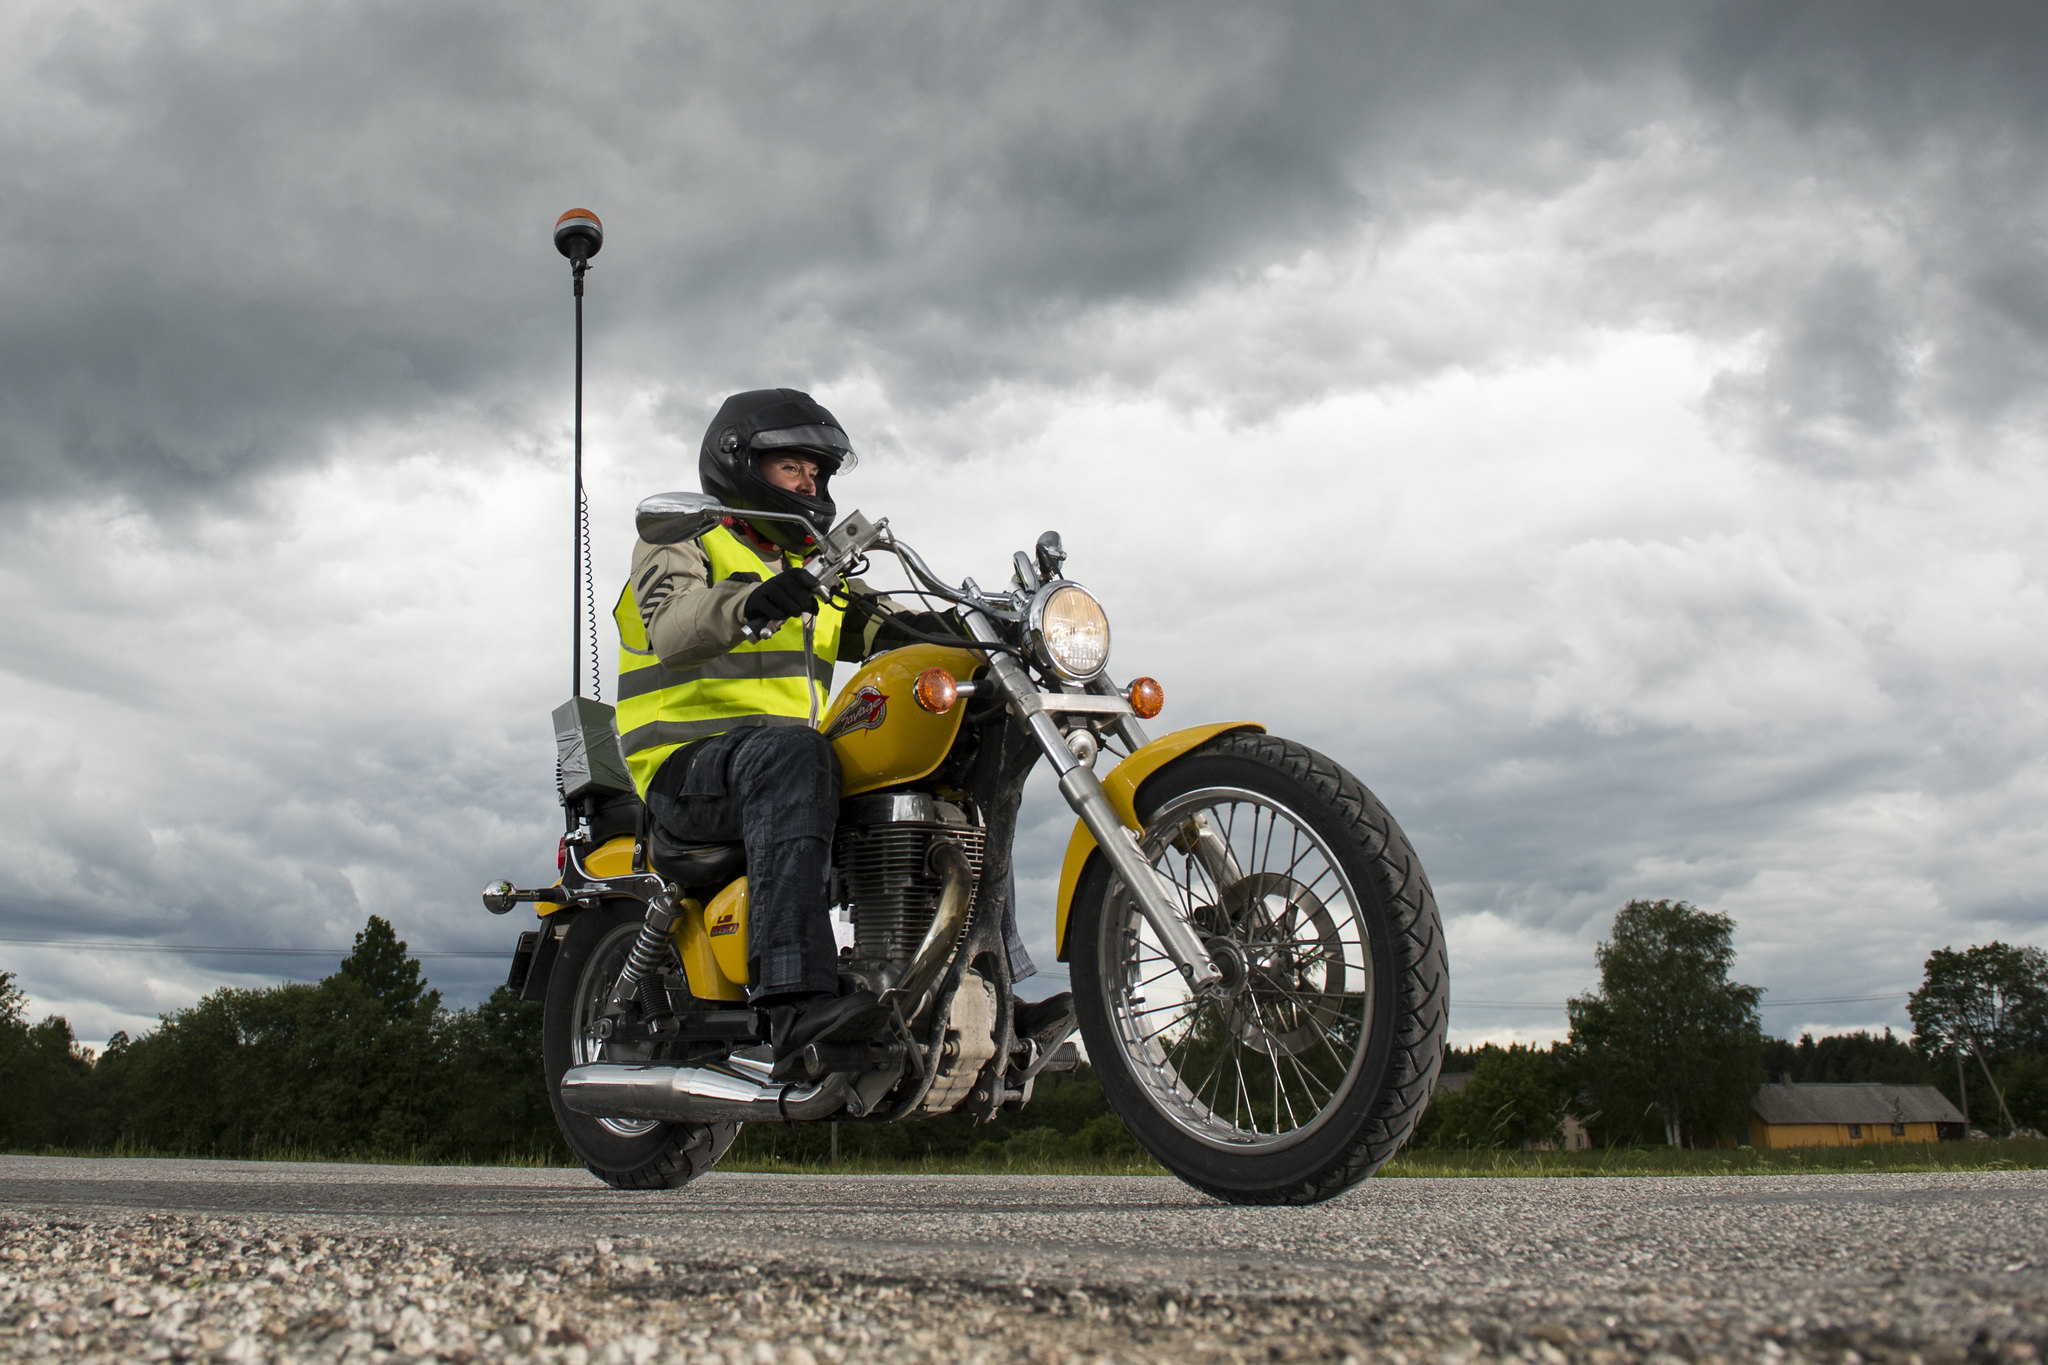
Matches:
[580,485,601,701]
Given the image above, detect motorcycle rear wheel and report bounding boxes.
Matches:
[543,900,738,1190]
[1070,730,1447,1205]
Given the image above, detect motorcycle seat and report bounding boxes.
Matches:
[647,825,746,890]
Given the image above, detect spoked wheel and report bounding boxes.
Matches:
[1071,730,1447,1204]
[542,900,737,1190]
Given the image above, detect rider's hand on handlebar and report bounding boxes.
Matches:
[744,566,825,625]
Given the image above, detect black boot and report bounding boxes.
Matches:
[765,990,886,1083]
[1013,991,1076,1051]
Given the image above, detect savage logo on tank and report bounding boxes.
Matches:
[824,686,888,740]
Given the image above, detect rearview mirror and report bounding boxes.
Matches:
[1035,530,1067,579]
[635,492,821,545]
[635,491,726,545]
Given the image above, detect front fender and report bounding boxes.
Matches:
[1052,721,1265,961]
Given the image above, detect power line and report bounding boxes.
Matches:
[0,937,506,960]
[1760,993,1912,1007]
[1456,991,1910,1011]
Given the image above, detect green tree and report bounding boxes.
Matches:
[0,972,96,1151]
[310,917,444,1153]
[435,987,562,1159]
[1463,1045,1568,1147]
[1565,899,1764,1148]
[1909,942,2048,1134]
[1413,1044,1567,1149]
[1760,1029,1929,1086]
[1908,943,2048,1062]
[2001,1054,2048,1133]
[94,917,452,1157]
[338,915,437,1020]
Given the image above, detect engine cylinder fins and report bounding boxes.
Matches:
[883,837,977,1020]
[834,820,987,964]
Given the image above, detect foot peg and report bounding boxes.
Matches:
[782,1041,907,1083]
[1038,1040,1081,1073]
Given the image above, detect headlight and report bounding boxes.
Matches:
[1029,582,1111,681]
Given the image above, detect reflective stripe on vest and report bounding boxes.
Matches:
[613,524,846,796]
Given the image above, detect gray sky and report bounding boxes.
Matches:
[3,0,2045,1050]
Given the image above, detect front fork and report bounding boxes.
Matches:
[965,613,1223,994]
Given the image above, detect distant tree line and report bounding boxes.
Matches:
[1,918,553,1160]
[1415,899,2048,1150]
[0,917,1136,1166]
[8,908,2043,1162]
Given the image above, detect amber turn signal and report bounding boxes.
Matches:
[1126,676,1164,719]
[913,666,959,714]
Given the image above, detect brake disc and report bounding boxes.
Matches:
[1214,872,1347,1058]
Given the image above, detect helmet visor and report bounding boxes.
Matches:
[750,424,857,472]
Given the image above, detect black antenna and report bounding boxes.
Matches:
[554,208,604,699]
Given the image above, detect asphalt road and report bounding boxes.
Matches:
[3,1156,2045,1363]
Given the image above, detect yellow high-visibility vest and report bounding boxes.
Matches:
[613,524,846,797]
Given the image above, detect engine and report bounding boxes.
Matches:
[832,793,987,993]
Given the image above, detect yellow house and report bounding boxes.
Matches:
[1741,1080,1965,1149]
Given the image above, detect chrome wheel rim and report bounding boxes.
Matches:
[572,919,664,1139]
[1102,786,1374,1151]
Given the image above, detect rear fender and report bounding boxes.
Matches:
[1052,722,1265,961]
[517,920,569,1003]
[525,834,747,1003]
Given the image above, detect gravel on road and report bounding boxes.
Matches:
[1,1157,2044,1365]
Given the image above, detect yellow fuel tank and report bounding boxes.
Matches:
[823,644,983,796]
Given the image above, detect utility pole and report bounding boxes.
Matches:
[1972,1047,2020,1136]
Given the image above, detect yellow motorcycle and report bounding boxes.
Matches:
[484,496,1447,1204]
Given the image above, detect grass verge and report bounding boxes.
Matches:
[1379,1137,2048,1177]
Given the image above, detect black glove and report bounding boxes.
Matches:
[744,566,824,625]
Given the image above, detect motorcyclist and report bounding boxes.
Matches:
[613,389,1069,1077]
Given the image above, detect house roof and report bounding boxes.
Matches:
[1435,1072,1472,1095]
[1751,1082,1964,1126]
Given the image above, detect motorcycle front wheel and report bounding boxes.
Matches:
[1070,730,1447,1205]
[542,899,738,1190]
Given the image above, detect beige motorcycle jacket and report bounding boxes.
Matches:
[625,531,915,670]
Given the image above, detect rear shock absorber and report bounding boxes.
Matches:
[610,887,684,1009]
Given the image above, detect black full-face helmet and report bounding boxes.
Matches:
[698,388,857,552]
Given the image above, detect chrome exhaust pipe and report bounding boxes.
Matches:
[560,1055,852,1124]
[884,838,974,1019]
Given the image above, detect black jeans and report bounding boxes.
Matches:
[646,724,1039,1002]
[647,725,841,1002]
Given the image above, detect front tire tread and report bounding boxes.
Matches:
[1115,730,1449,1206]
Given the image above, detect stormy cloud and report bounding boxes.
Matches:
[2,0,2046,1047]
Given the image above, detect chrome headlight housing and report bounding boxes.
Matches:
[1028,582,1111,681]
